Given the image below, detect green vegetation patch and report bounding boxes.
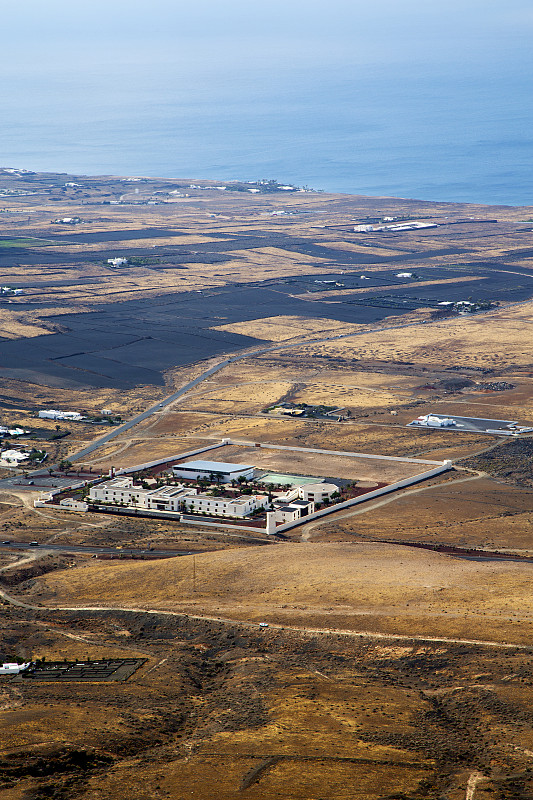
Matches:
[0,238,52,248]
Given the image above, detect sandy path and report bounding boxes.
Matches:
[0,585,528,650]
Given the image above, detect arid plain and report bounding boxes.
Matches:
[1,170,533,799]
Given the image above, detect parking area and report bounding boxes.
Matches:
[408,413,533,435]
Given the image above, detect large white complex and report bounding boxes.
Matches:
[89,477,195,512]
[89,477,267,518]
[38,410,83,422]
[172,459,254,482]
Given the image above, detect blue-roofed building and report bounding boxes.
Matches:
[172,460,255,482]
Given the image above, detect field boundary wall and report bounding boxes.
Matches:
[271,461,452,534]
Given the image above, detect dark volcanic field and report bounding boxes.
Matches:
[2,225,533,390]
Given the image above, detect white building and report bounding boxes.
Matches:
[38,410,83,422]
[144,485,196,512]
[59,498,89,512]
[172,460,255,483]
[107,257,129,268]
[0,662,30,675]
[0,427,27,437]
[413,414,456,428]
[297,483,338,503]
[89,477,195,512]
[0,449,30,465]
[88,477,266,518]
[273,499,314,524]
[183,493,267,518]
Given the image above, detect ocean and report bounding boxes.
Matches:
[1,0,532,206]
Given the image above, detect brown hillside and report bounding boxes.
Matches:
[35,543,533,644]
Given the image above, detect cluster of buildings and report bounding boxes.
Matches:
[88,475,269,519]
[82,460,340,525]
[354,221,437,233]
[0,286,23,296]
[411,414,457,429]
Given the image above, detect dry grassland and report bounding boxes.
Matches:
[180,380,294,414]
[211,315,366,341]
[84,409,487,471]
[35,542,533,645]
[277,302,533,371]
[205,442,424,482]
[311,477,533,551]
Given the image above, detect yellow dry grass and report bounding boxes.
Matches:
[212,315,365,341]
[288,382,401,409]
[281,302,533,371]
[181,380,293,414]
[37,542,533,643]
[0,305,94,338]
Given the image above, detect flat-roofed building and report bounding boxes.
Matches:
[273,498,314,523]
[89,476,141,506]
[89,477,196,512]
[144,485,196,512]
[183,493,267,518]
[38,409,83,422]
[172,460,254,483]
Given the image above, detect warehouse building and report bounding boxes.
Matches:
[172,459,254,482]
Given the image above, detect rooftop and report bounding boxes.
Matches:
[174,460,254,473]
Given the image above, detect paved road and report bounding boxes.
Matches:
[0,540,198,558]
[67,318,424,464]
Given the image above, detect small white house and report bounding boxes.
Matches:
[59,498,89,512]
[0,427,27,437]
[273,499,314,523]
[0,662,30,675]
[0,449,30,465]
